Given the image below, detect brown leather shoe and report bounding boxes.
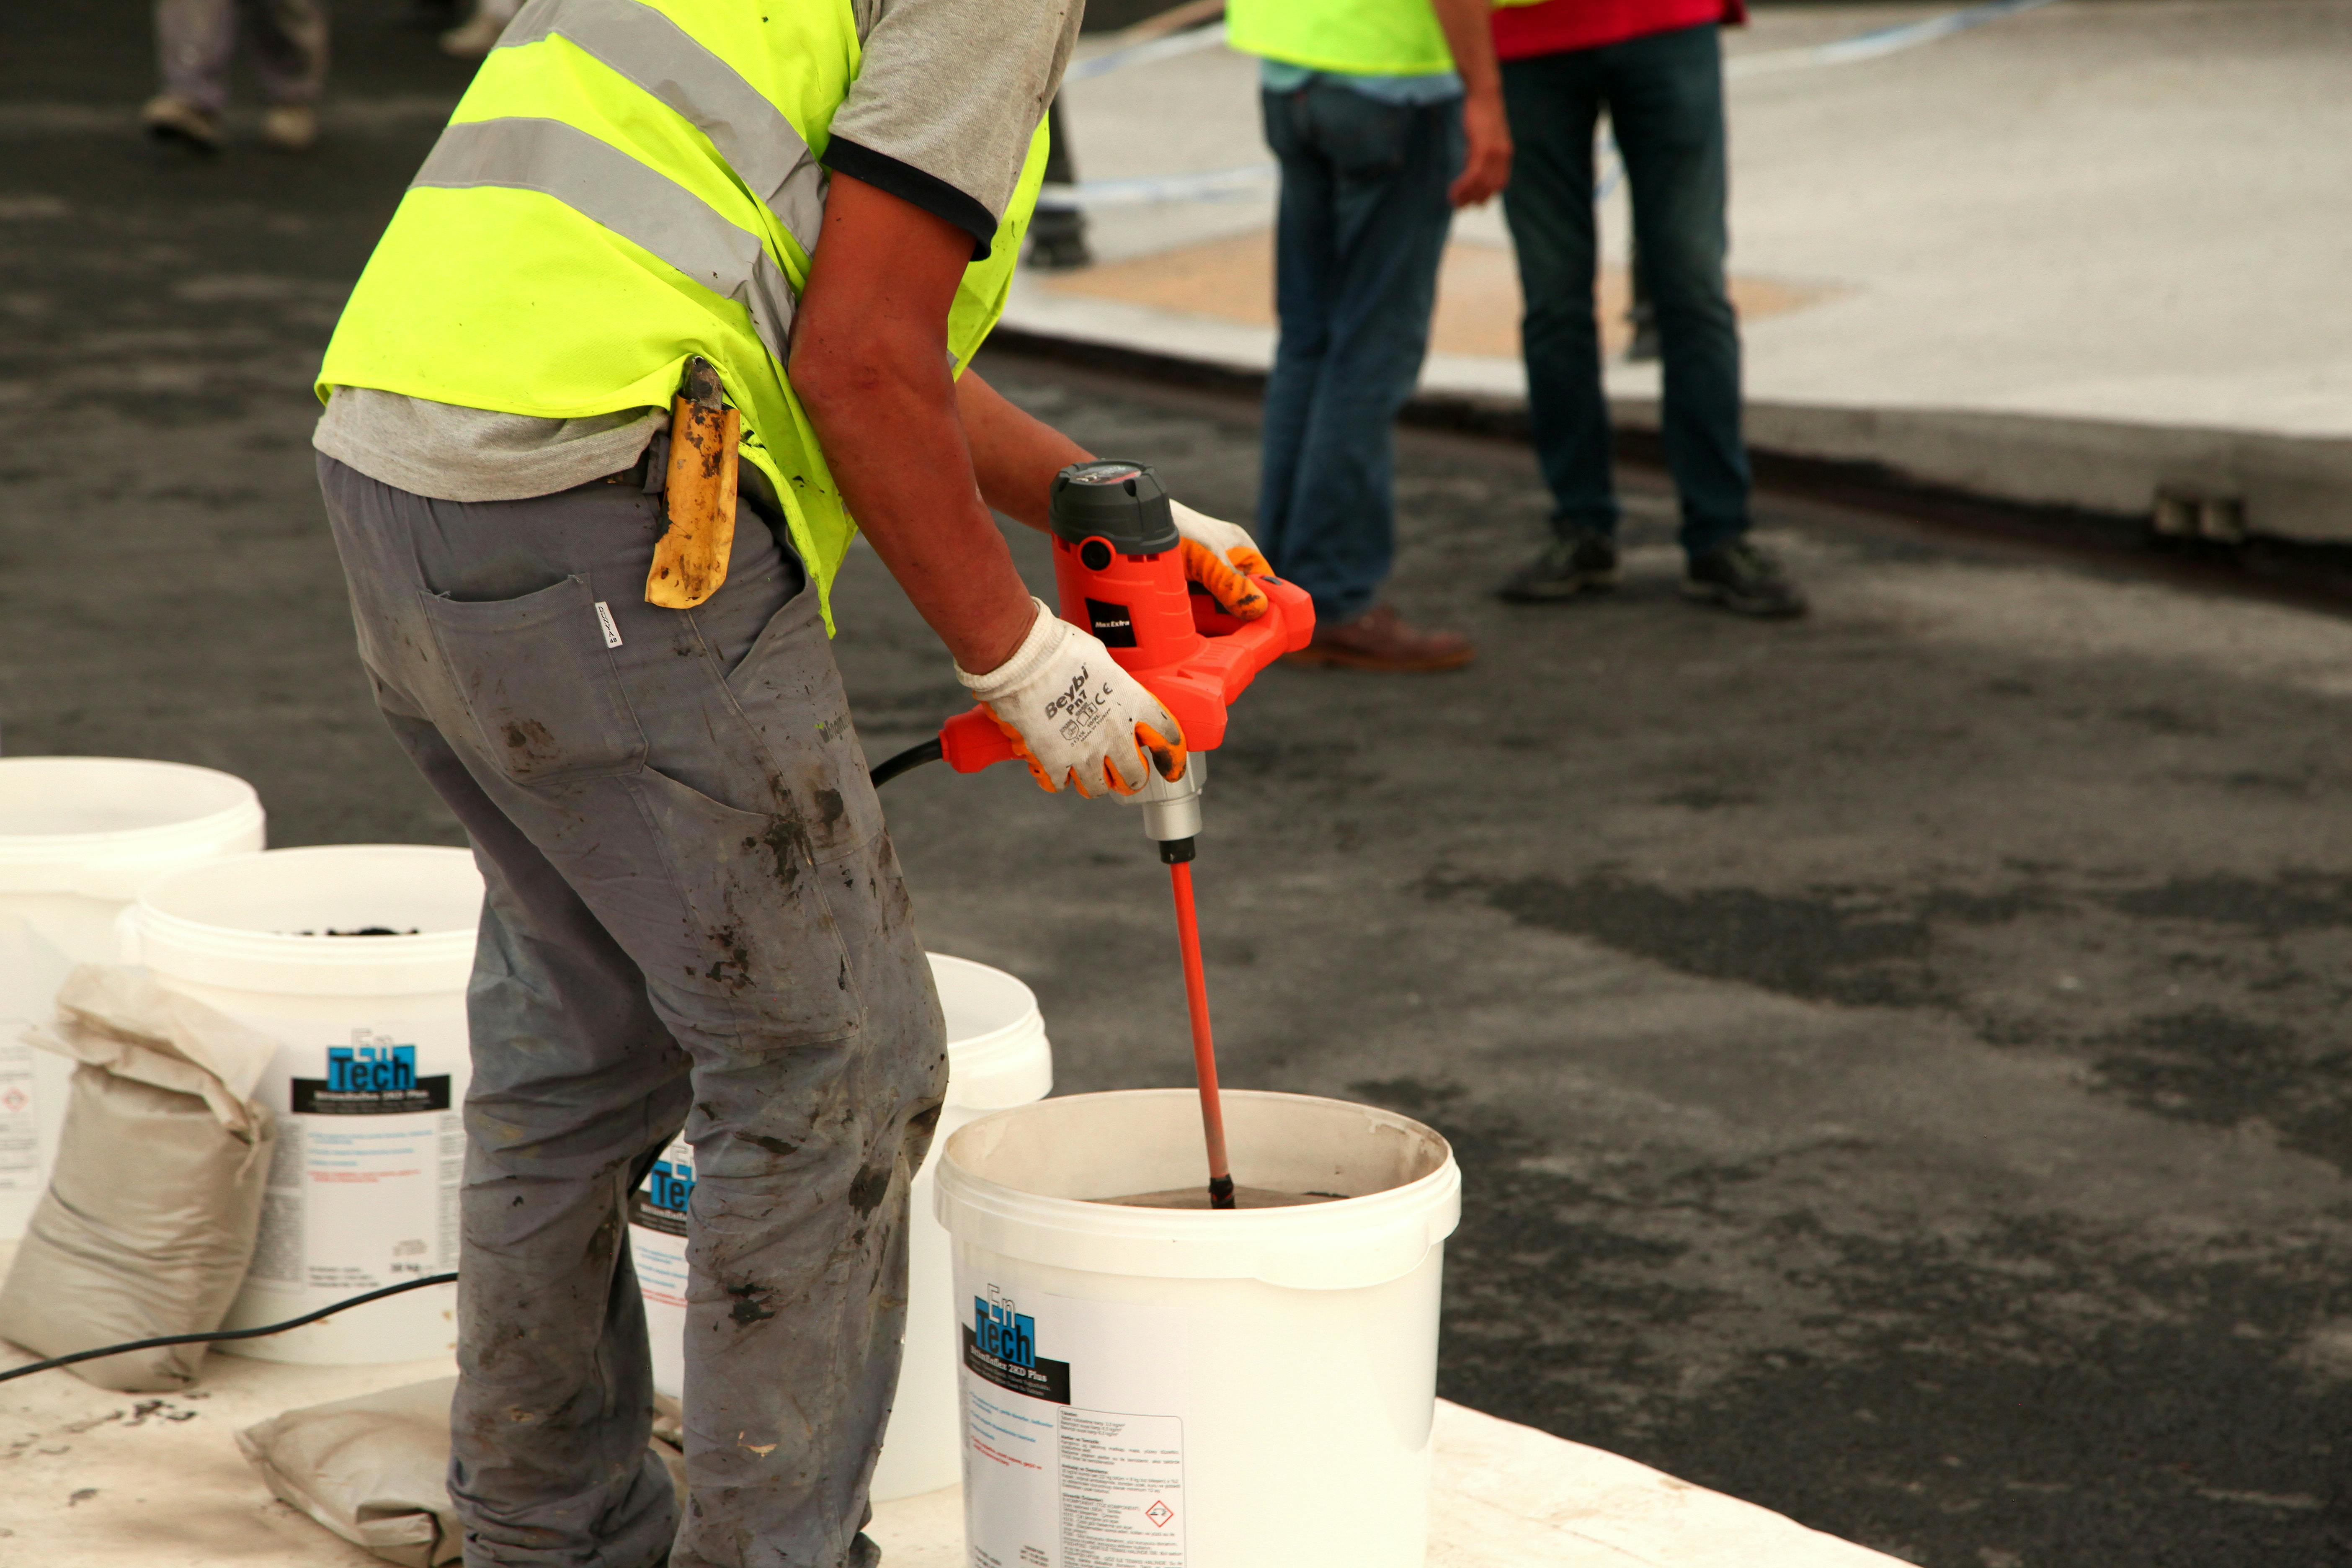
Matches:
[1284,603,1475,672]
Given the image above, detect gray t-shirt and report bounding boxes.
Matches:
[315,0,1081,504]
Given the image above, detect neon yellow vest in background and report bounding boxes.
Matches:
[1226,0,1457,76]
[318,0,1048,630]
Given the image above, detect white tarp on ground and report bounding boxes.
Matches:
[0,1264,1904,1568]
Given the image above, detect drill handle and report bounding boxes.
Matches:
[939,707,1021,773]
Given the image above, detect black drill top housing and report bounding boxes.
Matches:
[1050,460,1179,555]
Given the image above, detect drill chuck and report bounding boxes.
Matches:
[1130,750,1204,845]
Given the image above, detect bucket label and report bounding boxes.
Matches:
[629,1151,694,1240]
[627,1139,695,1400]
[248,1029,463,1293]
[958,1278,1189,1568]
[291,1041,452,1114]
[0,1038,38,1193]
[964,1297,1073,1405]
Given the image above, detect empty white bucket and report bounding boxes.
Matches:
[121,844,482,1363]
[939,1090,1459,1568]
[632,952,1053,1501]
[0,756,265,1238]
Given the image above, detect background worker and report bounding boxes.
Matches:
[306,2,1269,1564]
[1228,0,1514,673]
[143,0,328,153]
[1490,0,1807,616]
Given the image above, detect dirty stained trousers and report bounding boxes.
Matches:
[320,456,947,1568]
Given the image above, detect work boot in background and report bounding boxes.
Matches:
[1684,539,1808,618]
[1029,96,1093,268]
[261,104,318,153]
[1286,603,1474,672]
[141,92,222,152]
[1497,530,1619,603]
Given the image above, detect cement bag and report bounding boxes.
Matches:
[239,1377,466,1567]
[239,1380,690,1568]
[0,964,276,1390]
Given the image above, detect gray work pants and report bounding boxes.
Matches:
[319,456,946,1568]
[156,0,329,113]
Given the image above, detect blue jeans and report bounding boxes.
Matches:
[1501,23,1751,557]
[1258,84,1461,625]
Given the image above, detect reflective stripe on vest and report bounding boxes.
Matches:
[411,116,799,362]
[498,0,827,256]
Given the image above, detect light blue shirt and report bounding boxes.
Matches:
[1259,59,1464,105]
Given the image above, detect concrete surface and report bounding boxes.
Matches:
[0,1275,1902,1568]
[6,5,2352,1566]
[1030,0,2352,540]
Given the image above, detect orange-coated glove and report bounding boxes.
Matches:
[1171,500,1273,622]
[954,600,1187,797]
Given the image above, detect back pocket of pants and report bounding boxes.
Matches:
[421,576,648,787]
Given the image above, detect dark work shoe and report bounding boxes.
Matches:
[1683,540,1808,619]
[1497,531,1619,603]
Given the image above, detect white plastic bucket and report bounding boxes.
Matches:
[939,1090,1460,1568]
[0,756,265,1238]
[632,952,1053,1501]
[122,844,482,1364]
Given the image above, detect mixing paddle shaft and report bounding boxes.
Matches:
[1166,858,1235,1209]
[922,459,1315,1212]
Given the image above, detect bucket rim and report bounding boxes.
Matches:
[0,756,263,874]
[938,1087,1459,1245]
[131,844,482,979]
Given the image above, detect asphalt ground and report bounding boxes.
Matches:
[5,6,2352,1567]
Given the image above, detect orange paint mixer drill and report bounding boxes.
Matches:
[875,461,1314,1208]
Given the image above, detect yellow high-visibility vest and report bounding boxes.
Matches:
[318,0,1047,629]
[1227,0,1457,76]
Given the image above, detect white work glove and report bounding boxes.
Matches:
[1170,500,1274,621]
[957,599,1188,798]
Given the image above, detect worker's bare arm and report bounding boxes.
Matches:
[955,370,1091,531]
[1430,0,1511,207]
[790,173,1037,674]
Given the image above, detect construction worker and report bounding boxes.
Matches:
[1228,0,1513,673]
[307,4,1269,1565]
[1488,0,1808,616]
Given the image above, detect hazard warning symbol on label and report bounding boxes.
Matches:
[1145,1501,1174,1529]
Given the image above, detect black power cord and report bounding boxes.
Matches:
[0,740,954,1389]
[868,737,944,787]
[0,1272,459,1386]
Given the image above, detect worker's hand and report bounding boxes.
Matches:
[1449,89,1513,208]
[957,599,1188,797]
[1170,500,1273,621]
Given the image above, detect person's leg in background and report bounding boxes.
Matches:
[1255,85,1340,604]
[320,459,947,1568]
[1493,47,1622,603]
[146,0,238,150]
[1606,22,1805,616]
[242,0,330,151]
[1265,82,1473,671]
[1029,96,1093,269]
